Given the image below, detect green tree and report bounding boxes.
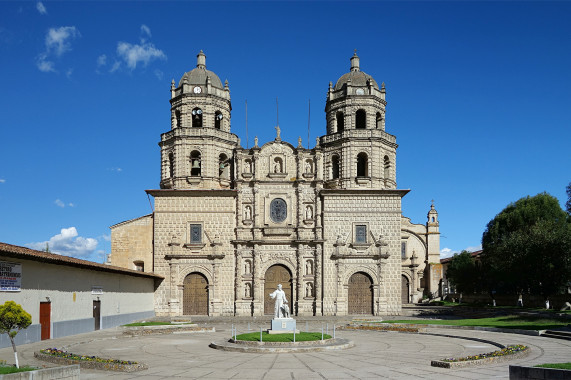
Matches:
[482,193,571,298]
[0,301,32,368]
[446,250,479,294]
[566,182,571,215]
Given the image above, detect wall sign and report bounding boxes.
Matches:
[0,261,22,292]
[91,286,103,295]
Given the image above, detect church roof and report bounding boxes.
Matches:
[334,51,379,91]
[178,50,224,89]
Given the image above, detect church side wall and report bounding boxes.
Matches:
[110,215,153,272]
[152,192,236,316]
[321,192,403,316]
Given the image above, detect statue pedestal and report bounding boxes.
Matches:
[268,318,298,334]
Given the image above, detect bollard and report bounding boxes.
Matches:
[293,329,296,343]
[231,324,234,340]
[248,322,251,331]
[333,324,336,338]
[260,327,263,342]
[326,323,329,335]
[321,325,324,340]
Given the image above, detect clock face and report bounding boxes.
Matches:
[193,86,202,94]
[356,88,365,95]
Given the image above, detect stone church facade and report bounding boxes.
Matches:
[110,51,442,316]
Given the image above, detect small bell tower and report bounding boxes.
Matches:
[159,51,239,189]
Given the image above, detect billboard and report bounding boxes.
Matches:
[0,261,22,292]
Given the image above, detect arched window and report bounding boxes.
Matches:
[219,153,229,179]
[168,152,174,178]
[384,155,390,179]
[357,152,368,177]
[175,110,181,128]
[356,109,366,129]
[190,150,201,176]
[192,108,203,128]
[376,112,383,129]
[215,111,223,129]
[332,155,340,179]
[336,112,344,133]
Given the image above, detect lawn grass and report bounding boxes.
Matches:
[235,332,332,342]
[382,315,569,330]
[123,321,188,326]
[535,362,571,370]
[0,366,37,374]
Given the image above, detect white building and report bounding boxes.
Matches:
[0,242,161,348]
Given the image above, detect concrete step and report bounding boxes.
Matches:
[542,330,571,340]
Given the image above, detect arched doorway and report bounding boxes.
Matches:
[402,275,410,304]
[348,272,373,315]
[183,273,208,315]
[264,265,292,315]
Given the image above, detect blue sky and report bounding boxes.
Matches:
[0,1,569,262]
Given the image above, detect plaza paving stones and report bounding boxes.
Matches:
[1,320,570,379]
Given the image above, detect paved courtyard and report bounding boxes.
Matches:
[1,320,570,379]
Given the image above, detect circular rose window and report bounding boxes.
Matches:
[270,198,287,223]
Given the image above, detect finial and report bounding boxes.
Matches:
[431,199,435,210]
[275,125,281,141]
[350,51,360,72]
[329,81,333,89]
[197,50,206,69]
[298,136,302,148]
[171,79,175,86]
[254,136,259,147]
[381,82,385,89]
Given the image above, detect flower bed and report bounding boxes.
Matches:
[344,325,421,333]
[34,349,147,372]
[431,345,530,368]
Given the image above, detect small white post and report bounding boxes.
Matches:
[231,324,234,340]
[321,325,324,340]
[333,324,336,338]
[248,322,251,331]
[326,323,329,335]
[293,329,296,343]
[260,327,263,342]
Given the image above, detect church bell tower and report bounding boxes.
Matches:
[321,52,397,190]
[160,51,239,190]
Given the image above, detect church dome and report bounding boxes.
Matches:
[334,52,379,91]
[178,51,224,89]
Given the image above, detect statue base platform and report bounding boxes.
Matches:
[268,318,298,334]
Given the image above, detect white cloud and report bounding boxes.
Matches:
[66,68,73,79]
[465,245,482,252]
[116,41,166,70]
[109,61,121,73]
[37,26,80,73]
[140,24,151,38]
[28,227,98,258]
[440,247,455,259]
[100,234,111,242]
[97,54,107,67]
[0,179,5,183]
[36,53,55,72]
[36,2,47,15]
[46,26,80,56]
[108,167,122,172]
[54,199,74,208]
[154,69,163,80]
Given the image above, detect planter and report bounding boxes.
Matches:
[34,352,147,373]
[431,346,530,368]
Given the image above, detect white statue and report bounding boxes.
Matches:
[305,205,313,220]
[269,283,289,318]
[244,205,251,220]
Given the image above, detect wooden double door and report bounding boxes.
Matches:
[264,265,292,315]
[183,273,209,315]
[348,272,373,315]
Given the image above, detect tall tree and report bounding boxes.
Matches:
[482,193,571,298]
[446,250,479,294]
[0,301,32,368]
[566,182,571,215]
